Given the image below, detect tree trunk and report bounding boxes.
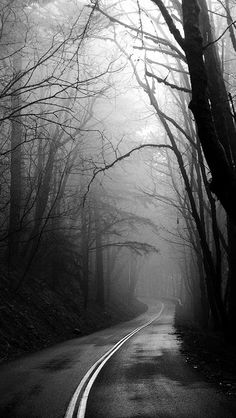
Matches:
[147,84,226,329]
[94,203,105,309]
[199,0,236,166]
[23,141,57,263]
[196,252,209,328]
[81,205,90,309]
[128,262,138,302]
[182,0,236,224]
[8,52,22,269]
[226,221,236,339]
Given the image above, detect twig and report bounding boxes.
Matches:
[203,20,236,50]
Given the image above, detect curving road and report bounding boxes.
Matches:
[0,300,236,418]
[85,303,236,418]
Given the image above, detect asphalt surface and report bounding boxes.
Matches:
[0,299,161,418]
[0,300,236,418]
[85,304,236,418]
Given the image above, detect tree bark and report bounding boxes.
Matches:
[182,0,236,224]
[226,221,236,338]
[145,81,226,328]
[199,0,236,166]
[23,141,57,263]
[94,202,105,309]
[81,205,90,309]
[152,0,236,224]
[8,52,23,268]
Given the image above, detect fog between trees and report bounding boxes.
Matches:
[1,0,236,337]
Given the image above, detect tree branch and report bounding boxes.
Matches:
[150,0,185,49]
[146,70,191,93]
[203,19,236,50]
[83,143,173,205]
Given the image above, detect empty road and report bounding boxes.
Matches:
[0,300,235,418]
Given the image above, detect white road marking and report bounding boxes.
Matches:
[64,303,164,418]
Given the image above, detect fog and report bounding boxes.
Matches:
[1,0,235,334]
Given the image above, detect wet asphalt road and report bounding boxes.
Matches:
[0,301,236,417]
[85,305,236,418]
[0,300,161,417]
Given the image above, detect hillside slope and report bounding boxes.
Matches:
[0,273,146,363]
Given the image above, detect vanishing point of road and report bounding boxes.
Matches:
[0,300,236,418]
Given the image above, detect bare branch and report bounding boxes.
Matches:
[203,19,236,50]
[150,0,185,49]
[146,70,191,93]
[83,143,173,205]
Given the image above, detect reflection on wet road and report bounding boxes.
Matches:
[1,302,236,418]
[85,305,236,418]
[0,300,162,418]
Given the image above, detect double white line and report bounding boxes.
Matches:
[64,303,164,418]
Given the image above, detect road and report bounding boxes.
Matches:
[0,301,235,418]
[85,303,236,418]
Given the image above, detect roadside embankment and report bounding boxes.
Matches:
[0,273,147,363]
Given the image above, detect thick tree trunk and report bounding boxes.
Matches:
[226,221,236,338]
[198,1,236,339]
[182,0,236,225]
[199,0,236,166]
[225,0,236,53]
[149,0,232,330]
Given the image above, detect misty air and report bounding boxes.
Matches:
[0,1,236,417]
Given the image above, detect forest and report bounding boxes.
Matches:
[0,0,236,361]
